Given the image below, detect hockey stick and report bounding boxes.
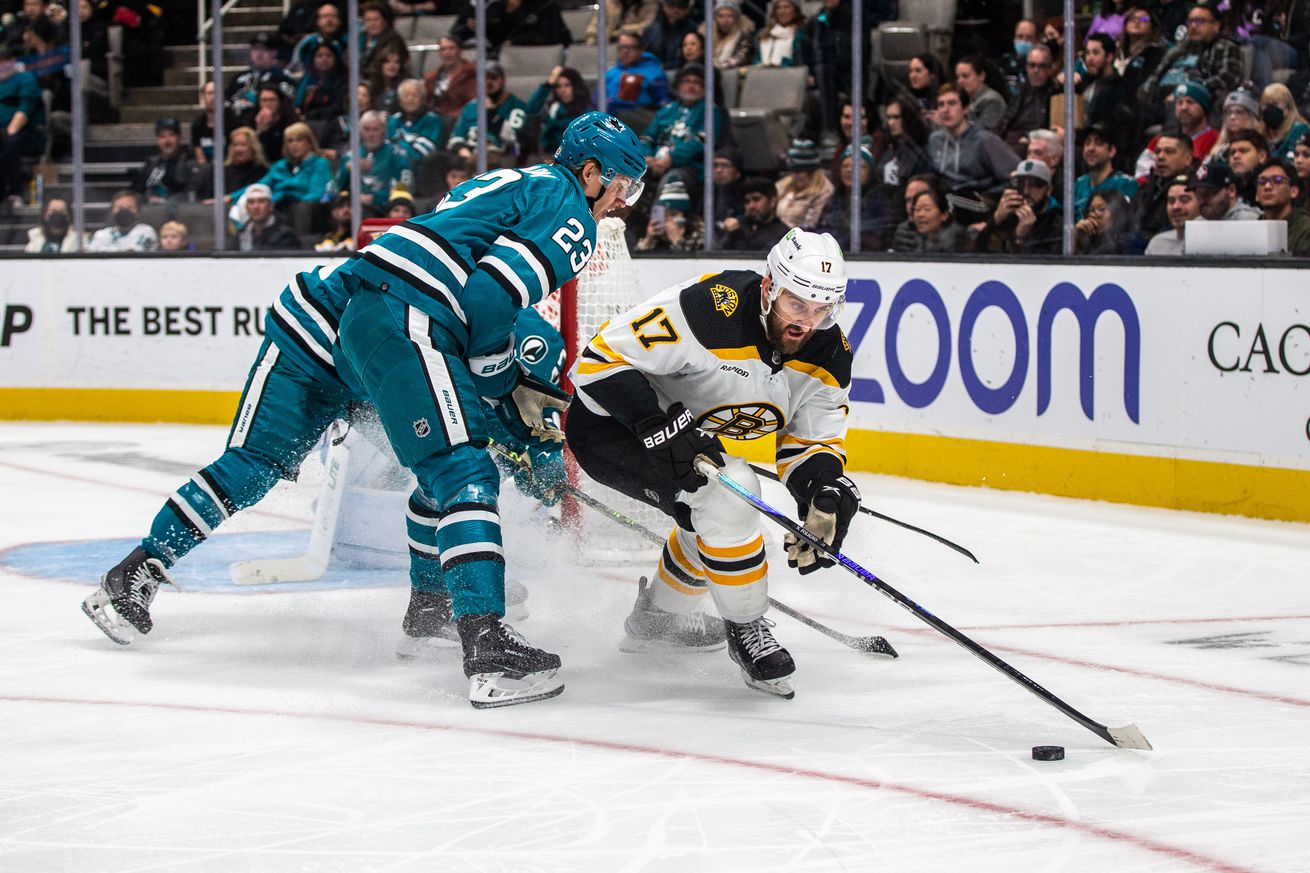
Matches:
[748,464,978,563]
[230,422,351,585]
[487,440,896,658]
[695,459,1152,751]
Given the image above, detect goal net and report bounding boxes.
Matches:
[535,216,666,562]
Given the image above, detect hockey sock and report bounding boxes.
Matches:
[697,533,769,623]
[406,490,446,594]
[142,453,282,565]
[650,526,710,613]
[435,484,506,619]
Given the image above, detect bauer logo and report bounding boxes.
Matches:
[413,418,431,438]
[711,284,738,317]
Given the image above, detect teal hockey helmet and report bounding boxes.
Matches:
[555,111,648,204]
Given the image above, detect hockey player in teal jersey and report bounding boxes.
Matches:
[397,305,566,657]
[83,111,647,709]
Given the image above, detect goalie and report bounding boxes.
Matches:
[566,229,860,699]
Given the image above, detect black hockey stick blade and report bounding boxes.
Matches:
[747,464,979,563]
[766,598,897,658]
[698,459,1152,751]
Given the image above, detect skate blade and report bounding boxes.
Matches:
[740,669,795,700]
[468,669,564,709]
[395,634,459,661]
[81,590,136,646]
[619,635,727,654]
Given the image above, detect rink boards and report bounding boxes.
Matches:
[1,255,1307,522]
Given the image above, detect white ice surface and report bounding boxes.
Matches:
[1,421,1308,873]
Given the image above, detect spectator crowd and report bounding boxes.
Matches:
[8,0,1310,256]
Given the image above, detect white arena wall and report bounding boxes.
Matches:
[2,255,1307,523]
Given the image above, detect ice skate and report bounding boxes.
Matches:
[458,612,563,709]
[396,589,458,660]
[81,547,175,645]
[619,576,726,654]
[725,617,795,699]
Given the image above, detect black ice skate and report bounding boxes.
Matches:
[725,617,796,699]
[619,576,727,654]
[396,588,459,660]
[81,547,175,645]
[457,612,564,709]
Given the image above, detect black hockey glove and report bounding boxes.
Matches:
[636,403,726,493]
[785,473,860,575]
[492,367,571,444]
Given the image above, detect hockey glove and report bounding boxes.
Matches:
[493,368,571,444]
[512,441,565,507]
[785,474,860,575]
[636,403,726,493]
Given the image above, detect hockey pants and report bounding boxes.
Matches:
[566,403,771,623]
[333,289,507,619]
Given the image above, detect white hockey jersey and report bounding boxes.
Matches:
[569,269,851,493]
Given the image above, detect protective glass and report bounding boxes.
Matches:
[773,287,842,330]
[604,172,646,207]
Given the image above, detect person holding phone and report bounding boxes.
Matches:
[636,181,703,251]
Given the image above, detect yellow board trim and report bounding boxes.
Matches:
[845,429,1310,524]
[6,388,1307,524]
[1,387,241,425]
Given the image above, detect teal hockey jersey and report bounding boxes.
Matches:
[265,163,594,398]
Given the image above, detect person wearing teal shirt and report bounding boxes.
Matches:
[1073,124,1140,217]
[337,110,414,212]
[230,121,335,208]
[640,64,727,190]
[83,112,649,712]
[388,78,447,165]
[446,63,530,159]
[0,45,44,206]
[524,66,591,159]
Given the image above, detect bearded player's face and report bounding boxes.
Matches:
[762,282,821,355]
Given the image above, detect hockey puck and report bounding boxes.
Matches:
[1031,745,1065,761]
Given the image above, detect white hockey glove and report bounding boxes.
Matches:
[785,474,860,575]
[493,369,570,443]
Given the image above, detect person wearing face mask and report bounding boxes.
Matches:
[25,196,80,253]
[999,18,1039,97]
[1259,82,1310,161]
[86,190,159,252]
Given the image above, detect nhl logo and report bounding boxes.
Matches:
[413,418,431,438]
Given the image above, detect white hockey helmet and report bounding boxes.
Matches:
[763,228,848,330]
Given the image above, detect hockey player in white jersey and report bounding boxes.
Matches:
[566,229,860,699]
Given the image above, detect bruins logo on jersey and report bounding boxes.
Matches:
[698,402,784,439]
[711,284,738,317]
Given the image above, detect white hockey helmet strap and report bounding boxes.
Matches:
[763,229,847,328]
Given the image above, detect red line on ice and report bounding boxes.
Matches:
[887,626,1310,708]
[0,693,1267,873]
[958,615,1310,630]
